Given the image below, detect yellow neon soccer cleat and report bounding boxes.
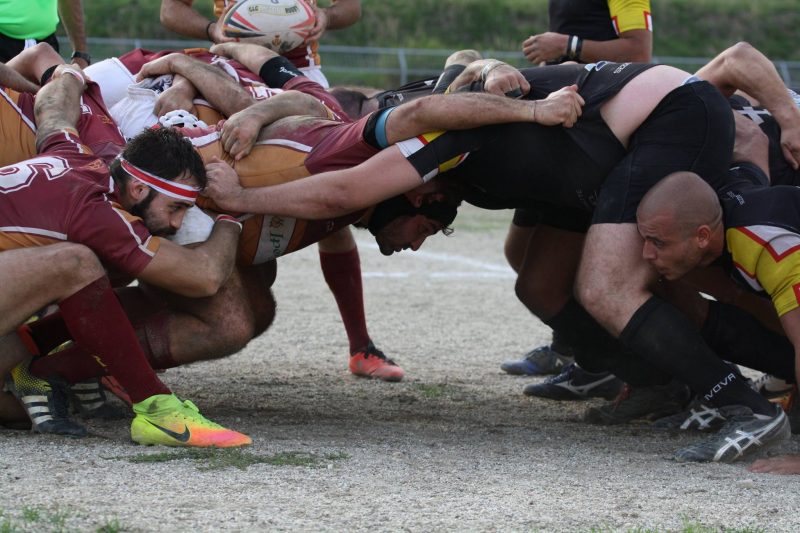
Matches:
[131,394,251,448]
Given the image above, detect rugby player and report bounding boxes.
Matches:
[634,169,795,462]
[0,64,252,447]
[201,48,799,462]
[9,42,409,381]
[13,43,584,400]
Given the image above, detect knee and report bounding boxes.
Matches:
[574,277,604,315]
[55,243,104,284]
[317,226,355,253]
[251,290,276,337]
[515,274,568,319]
[214,310,258,355]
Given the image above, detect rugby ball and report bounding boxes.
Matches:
[222,0,316,54]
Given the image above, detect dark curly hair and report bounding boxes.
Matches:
[110,127,206,189]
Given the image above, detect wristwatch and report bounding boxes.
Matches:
[71,50,91,65]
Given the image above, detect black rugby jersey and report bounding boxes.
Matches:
[717,163,800,316]
[729,95,800,187]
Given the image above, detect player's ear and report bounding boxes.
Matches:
[128,179,150,202]
[405,191,425,208]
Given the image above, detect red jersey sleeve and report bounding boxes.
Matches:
[67,189,161,277]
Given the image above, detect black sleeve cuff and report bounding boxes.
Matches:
[258,56,304,88]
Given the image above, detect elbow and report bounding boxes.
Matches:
[726,42,756,64]
[181,269,229,298]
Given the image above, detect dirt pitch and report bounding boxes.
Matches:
[1,206,799,532]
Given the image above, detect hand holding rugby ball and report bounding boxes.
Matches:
[221,0,316,54]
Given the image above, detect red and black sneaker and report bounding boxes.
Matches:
[349,342,404,382]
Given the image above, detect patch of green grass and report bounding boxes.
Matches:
[589,519,766,533]
[0,507,126,533]
[413,383,453,399]
[96,518,123,533]
[110,448,349,471]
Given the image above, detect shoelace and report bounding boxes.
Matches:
[544,363,575,384]
[362,344,397,366]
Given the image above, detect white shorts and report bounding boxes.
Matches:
[85,57,135,109]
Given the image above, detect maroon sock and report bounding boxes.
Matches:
[109,287,178,370]
[56,277,170,403]
[23,312,72,355]
[30,343,107,383]
[319,248,370,353]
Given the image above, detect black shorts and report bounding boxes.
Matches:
[592,81,735,224]
[512,205,591,233]
[0,32,58,63]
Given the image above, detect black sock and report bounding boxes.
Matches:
[620,296,774,415]
[545,299,670,386]
[702,301,795,383]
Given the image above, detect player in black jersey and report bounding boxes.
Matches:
[634,168,794,463]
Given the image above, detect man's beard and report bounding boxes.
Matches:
[130,190,176,237]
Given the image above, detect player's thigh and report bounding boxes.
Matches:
[515,225,584,318]
[0,243,102,335]
[504,211,537,272]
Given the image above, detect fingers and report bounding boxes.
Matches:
[781,141,800,170]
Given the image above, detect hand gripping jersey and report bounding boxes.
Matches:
[728,94,800,187]
[184,113,381,265]
[411,61,657,212]
[0,131,159,276]
[718,163,800,317]
[0,83,125,168]
[116,48,283,127]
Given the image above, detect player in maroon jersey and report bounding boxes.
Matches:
[0,64,252,447]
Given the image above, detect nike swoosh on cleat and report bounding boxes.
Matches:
[146,420,191,442]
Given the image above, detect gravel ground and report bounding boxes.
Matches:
[1,206,799,532]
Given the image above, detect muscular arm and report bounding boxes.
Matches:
[207,145,423,217]
[222,91,331,159]
[695,42,800,169]
[160,0,224,42]
[320,0,361,30]
[384,90,584,145]
[138,220,240,297]
[306,0,361,42]
[57,0,89,67]
[137,54,254,117]
[34,66,85,148]
[522,28,651,65]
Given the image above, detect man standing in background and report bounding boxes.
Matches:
[502,0,653,389]
[0,0,90,67]
[159,0,361,88]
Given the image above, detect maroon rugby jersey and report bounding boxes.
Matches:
[0,83,124,168]
[0,131,159,276]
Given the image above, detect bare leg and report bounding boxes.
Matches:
[575,223,656,336]
[515,226,583,320]
[6,42,65,84]
[0,244,105,340]
[157,262,277,365]
[503,223,534,274]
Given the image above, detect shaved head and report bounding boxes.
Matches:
[638,171,722,237]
